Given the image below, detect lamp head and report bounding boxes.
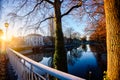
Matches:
[5,22,9,28]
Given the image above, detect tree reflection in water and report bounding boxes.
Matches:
[67,45,85,66]
[89,44,107,79]
[81,44,87,52]
[67,44,107,80]
[90,44,107,70]
[24,44,107,80]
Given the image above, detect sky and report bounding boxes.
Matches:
[0,0,89,40]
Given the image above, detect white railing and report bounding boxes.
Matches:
[6,48,84,80]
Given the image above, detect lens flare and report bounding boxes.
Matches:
[1,35,6,41]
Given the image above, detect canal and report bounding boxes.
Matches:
[25,44,107,80]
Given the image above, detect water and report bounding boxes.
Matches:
[67,44,107,80]
[26,44,107,80]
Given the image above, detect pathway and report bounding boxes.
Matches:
[0,54,7,80]
[0,53,18,80]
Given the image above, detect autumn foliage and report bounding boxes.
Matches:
[83,0,106,45]
[90,16,106,44]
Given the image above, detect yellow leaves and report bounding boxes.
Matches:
[78,1,82,6]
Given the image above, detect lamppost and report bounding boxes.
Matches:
[4,22,9,41]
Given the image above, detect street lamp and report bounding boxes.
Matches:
[4,22,9,40]
[5,22,9,28]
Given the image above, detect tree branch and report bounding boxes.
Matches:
[23,0,54,17]
[61,1,82,17]
[40,16,54,24]
[23,0,44,17]
[36,16,54,29]
[44,0,54,5]
[17,0,28,12]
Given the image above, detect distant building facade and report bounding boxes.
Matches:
[25,34,44,47]
[43,36,53,46]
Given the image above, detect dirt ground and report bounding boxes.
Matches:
[0,54,7,80]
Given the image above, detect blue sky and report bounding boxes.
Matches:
[62,15,88,34]
[0,0,89,39]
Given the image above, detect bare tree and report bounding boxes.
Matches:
[7,0,82,72]
[71,32,81,39]
[64,27,74,39]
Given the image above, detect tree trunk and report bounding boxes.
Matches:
[104,0,120,79]
[53,0,67,72]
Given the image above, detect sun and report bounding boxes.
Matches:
[1,35,6,41]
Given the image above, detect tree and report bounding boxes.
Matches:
[83,0,105,40]
[82,0,106,54]
[71,32,81,39]
[104,0,120,79]
[90,16,106,43]
[64,27,74,39]
[52,0,82,72]
[7,0,82,72]
[48,18,54,37]
[80,36,86,42]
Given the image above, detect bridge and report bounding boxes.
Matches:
[6,48,84,80]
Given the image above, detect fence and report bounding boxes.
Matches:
[6,48,84,80]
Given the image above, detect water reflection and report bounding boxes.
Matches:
[25,52,52,75]
[25,44,106,80]
[90,44,107,77]
[67,45,101,79]
[67,48,83,65]
[81,44,87,52]
[25,52,52,62]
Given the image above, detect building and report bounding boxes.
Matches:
[25,34,44,47]
[43,36,53,46]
